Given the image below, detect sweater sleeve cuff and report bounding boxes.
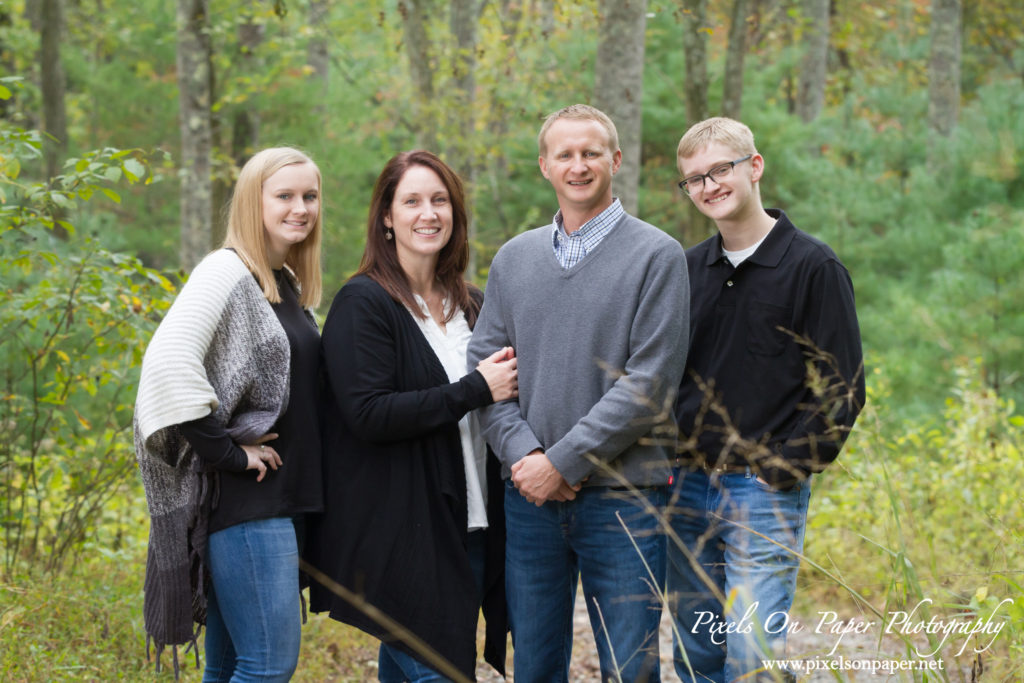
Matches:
[545,443,592,487]
[179,414,249,472]
[504,429,544,468]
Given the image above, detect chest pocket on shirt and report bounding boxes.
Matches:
[746,301,793,356]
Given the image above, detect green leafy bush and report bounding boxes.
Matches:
[0,116,177,575]
[805,359,1024,677]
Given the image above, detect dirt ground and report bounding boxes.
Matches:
[473,590,977,682]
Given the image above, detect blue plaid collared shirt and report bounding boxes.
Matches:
[551,198,624,270]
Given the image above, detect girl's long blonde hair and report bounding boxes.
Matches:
[223,146,323,308]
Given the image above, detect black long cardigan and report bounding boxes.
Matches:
[306,275,507,679]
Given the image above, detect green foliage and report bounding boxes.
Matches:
[805,359,1024,677]
[0,123,177,575]
[0,546,380,681]
[1,546,164,681]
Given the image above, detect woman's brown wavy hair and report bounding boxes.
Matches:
[355,150,478,326]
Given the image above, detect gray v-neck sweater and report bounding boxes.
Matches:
[468,212,689,487]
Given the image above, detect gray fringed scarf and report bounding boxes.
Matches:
[134,249,291,676]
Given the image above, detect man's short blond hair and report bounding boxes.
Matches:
[538,104,619,157]
[677,117,757,163]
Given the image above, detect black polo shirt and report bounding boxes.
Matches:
[675,209,865,488]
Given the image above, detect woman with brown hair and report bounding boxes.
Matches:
[307,150,515,681]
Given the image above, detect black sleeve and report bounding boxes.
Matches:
[770,260,865,487]
[321,286,494,444]
[179,413,249,472]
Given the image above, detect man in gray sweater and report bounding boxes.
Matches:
[468,104,689,682]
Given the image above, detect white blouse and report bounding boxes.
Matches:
[407,294,489,531]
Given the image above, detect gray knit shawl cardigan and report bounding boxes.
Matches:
[134,249,291,670]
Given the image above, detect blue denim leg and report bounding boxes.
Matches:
[203,584,238,681]
[505,481,666,683]
[376,530,488,682]
[667,469,726,683]
[667,469,810,683]
[203,517,301,683]
[574,486,666,683]
[504,480,577,682]
[378,643,452,683]
[719,473,809,682]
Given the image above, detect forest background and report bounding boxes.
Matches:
[2,0,1023,680]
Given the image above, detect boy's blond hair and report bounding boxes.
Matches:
[676,117,757,168]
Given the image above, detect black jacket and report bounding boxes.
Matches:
[306,275,507,679]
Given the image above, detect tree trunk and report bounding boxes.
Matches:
[795,0,830,123]
[537,0,555,38]
[594,0,648,216]
[398,0,438,149]
[446,0,481,277]
[445,0,478,177]
[680,0,709,127]
[679,0,713,246]
[176,0,214,270]
[927,0,961,137]
[232,14,265,165]
[481,0,527,261]
[308,0,330,87]
[26,0,41,32]
[40,0,67,182]
[498,0,523,37]
[722,0,749,119]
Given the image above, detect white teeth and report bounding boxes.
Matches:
[707,194,728,204]
[569,181,590,185]
[414,228,440,234]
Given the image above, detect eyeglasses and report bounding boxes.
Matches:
[678,155,752,195]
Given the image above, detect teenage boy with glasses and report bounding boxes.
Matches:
[668,117,865,682]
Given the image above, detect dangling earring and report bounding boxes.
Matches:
[385,228,393,241]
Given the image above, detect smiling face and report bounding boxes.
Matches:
[539,118,622,228]
[678,141,764,226]
[261,162,320,268]
[385,164,453,269]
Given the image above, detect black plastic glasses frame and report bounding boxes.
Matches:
[678,155,753,194]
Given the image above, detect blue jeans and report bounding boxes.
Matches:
[378,645,452,683]
[203,517,301,683]
[667,468,810,683]
[505,481,666,683]
[377,530,488,683]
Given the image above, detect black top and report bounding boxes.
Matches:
[305,275,507,679]
[178,413,247,472]
[675,209,865,489]
[180,269,324,533]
